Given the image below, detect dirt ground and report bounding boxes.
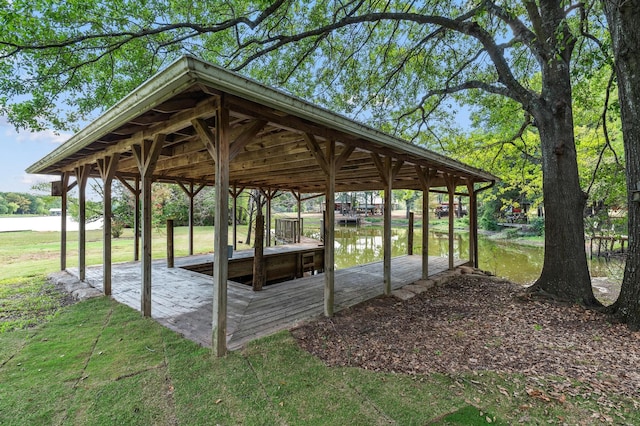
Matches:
[291,275,640,404]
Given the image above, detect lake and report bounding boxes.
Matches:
[306,225,625,286]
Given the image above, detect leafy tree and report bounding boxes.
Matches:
[236,0,602,305]
[4,193,31,214]
[396,189,420,219]
[601,0,640,329]
[0,1,629,307]
[6,202,19,214]
[0,195,8,215]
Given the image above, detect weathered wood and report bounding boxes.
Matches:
[60,171,70,271]
[260,188,279,247]
[73,253,465,351]
[445,174,458,270]
[229,185,245,250]
[252,213,265,291]
[116,176,142,261]
[133,178,140,262]
[97,153,120,295]
[383,157,393,294]
[370,153,388,186]
[324,140,336,317]
[212,105,230,357]
[74,164,91,281]
[303,133,329,175]
[466,180,477,267]
[408,212,414,256]
[416,165,432,280]
[229,119,268,161]
[193,117,218,163]
[133,134,165,317]
[167,219,174,268]
[182,244,324,282]
[177,181,206,255]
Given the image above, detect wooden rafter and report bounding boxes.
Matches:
[303,133,329,175]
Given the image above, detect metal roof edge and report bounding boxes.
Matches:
[27,54,497,183]
[26,56,198,174]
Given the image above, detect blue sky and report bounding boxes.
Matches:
[0,116,71,194]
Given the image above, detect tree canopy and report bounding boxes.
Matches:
[2,1,636,315]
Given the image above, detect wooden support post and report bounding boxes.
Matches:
[97,154,120,295]
[228,185,244,250]
[134,177,140,261]
[416,166,432,280]
[60,172,70,271]
[445,174,457,270]
[372,154,402,294]
[422,191,429,278]
[324,141,336,316]
[212,105,230,357]
[253,212,265,291]
[383,159,393,294]
[74,165,91,281]
[167,219,174,268]
[292,190,303,243]
[178,181,206,255]
[116,176,141,261]
[133,134,165,317]
[266,193,272,246]
[194,112,231,356]
[408,212,414,255]
[466,180,477,267]
[232,186,238,250]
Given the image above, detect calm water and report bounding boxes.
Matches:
[307,225,625,285]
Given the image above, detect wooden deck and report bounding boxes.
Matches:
[71,249,465,351]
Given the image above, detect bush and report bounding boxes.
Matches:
[479,209,500,231]
[529,217,544,236]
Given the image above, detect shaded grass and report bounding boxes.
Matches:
[1,295,639,425]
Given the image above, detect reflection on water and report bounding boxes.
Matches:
[307,225,624,286]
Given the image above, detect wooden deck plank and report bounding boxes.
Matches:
[69,254,467,351]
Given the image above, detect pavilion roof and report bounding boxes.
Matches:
[27,55,496,193]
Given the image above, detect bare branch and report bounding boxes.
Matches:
[586,70,620,197]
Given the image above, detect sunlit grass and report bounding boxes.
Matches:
[0,226,252,280]
[2,295,638,425]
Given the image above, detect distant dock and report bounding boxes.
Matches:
[336,216,362,226]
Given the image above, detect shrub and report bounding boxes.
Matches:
[529,217,544,236]
[479,209,500,231]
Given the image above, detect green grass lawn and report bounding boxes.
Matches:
[0,226,253,281]
[1,223,636,424]
[3,285,637,425]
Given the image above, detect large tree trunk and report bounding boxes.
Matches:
[526,48,600,306]
[602,0,640,328]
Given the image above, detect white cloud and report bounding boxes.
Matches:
[20,173,57,186]
[0,116,71,145]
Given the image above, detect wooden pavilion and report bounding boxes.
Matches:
[27,56,496,356]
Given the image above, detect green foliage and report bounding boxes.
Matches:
[0,191,57,215]
[478,197,501,231]
[529,217,545,237]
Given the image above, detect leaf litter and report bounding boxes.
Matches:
[291,275,640,415]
